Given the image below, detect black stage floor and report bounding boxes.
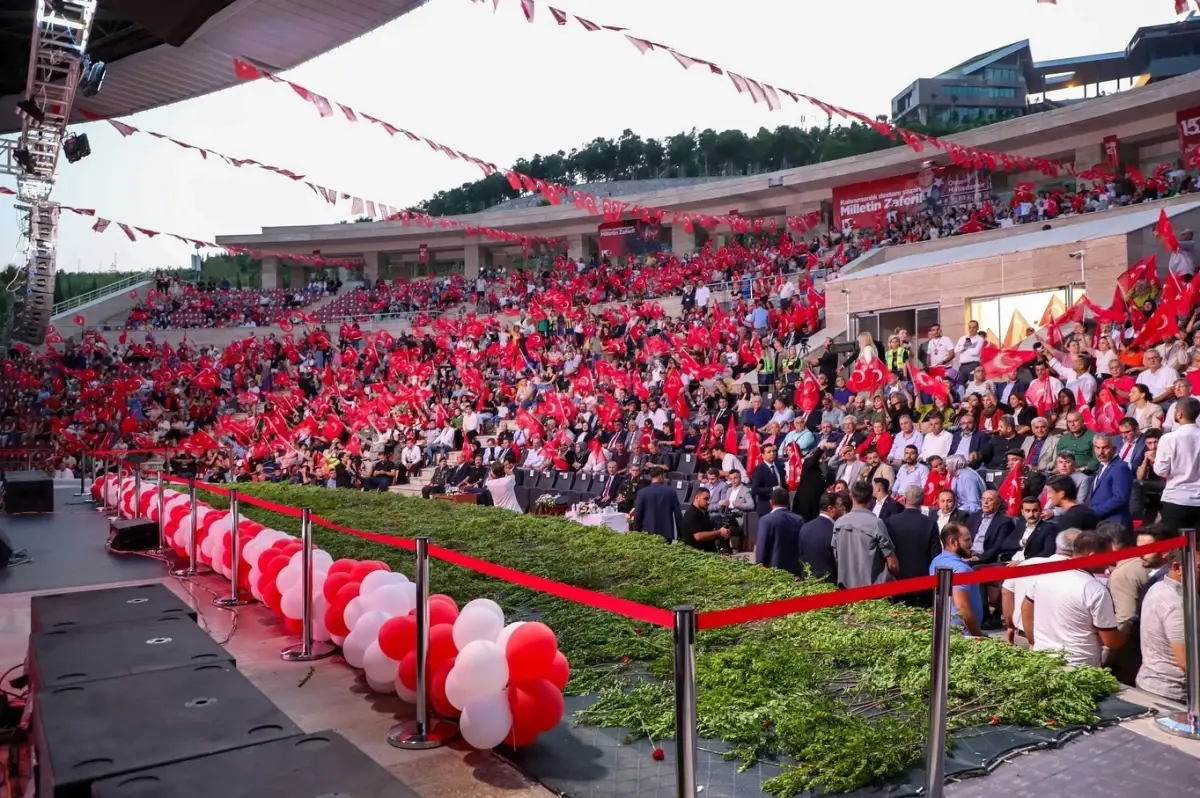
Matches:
[0,486,164,594]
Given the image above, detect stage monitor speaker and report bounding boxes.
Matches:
[3,470,54,514]
[28,615,234,690]
[34,664,302,798]
[91,731,420,798]
[30,584,196,634]
[109,518,158,552]
[0,528,11,569]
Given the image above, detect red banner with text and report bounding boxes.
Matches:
[832,167,993,231]
[1177,106,1200,169]
[597,220,663,259]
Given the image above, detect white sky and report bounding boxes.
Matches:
[0,0,1179,272]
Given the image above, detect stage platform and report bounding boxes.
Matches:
[0,486,1196,797]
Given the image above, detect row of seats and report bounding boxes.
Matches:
[514,468,711,507]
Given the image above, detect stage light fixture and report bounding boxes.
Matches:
[79,55,105,98]
[15,99,45,125]
[14,148,35,173]
[63,133,90,163]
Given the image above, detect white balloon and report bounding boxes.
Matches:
[360,569,402,596]
[363,641,400,685]
[343,596,367,631]
[452,605,505,650]
[448,641,508,709]
[312,594,331,643]
[495,621,526,653]
[276,564,302,594]
[351,609,388,638]
[331,633,346,647]
[280,586,304,620]
[462,598,505,624]
[311,549,334,571]
[342,634,371,669]
[444,670,471,712]
[368,583,416,617]
[460,690,513,750]
[395,678,417,704]
[248,568,264,601]
[365,676,395,694]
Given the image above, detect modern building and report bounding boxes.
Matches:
[890,15,1200,127]
[218,71,1200,287]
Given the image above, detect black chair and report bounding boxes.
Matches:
[673,480,692,505]
[553,471,576,491]
[515,485,532,512]
[677,453,699,476]
[558,490,580,506]
[533,471,552,489]
[584,477,605,497]
[574,473,595,494]
[742,512,760,553]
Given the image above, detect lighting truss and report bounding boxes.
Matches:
[0,138,21,178]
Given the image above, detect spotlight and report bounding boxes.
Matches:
[78,55,105,98]
[14,148,35,173]
[63,133,90,163]
[15,99,45,125]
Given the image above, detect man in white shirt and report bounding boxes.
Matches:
[919,416,953,463]
[954,320,984,377]
[1161,378,1193,433]
[1138,349,1180,405]
[1020,528,1126,667]
[888,415,924,463]
[695,283,711,309]
[1050,354,1098,405]
[1002,528,1075,644]
[892,446,930,496]
[925,324,955,370]
[1153,397,1200,529]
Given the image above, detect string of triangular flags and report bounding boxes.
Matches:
[1037,0,1199,14]
[34,198,361,267]
[75,110,562,249]
[467,0,1071,179]
[230,58,821,236]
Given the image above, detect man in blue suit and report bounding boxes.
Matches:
[750,444,788,516]
[797,493,842,583]
[632,466,684,542]
[1089,433,1133,530]
[755,487,805,575]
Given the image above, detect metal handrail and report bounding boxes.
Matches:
[51,270,155,317]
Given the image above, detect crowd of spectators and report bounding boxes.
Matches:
[126,273,328,330]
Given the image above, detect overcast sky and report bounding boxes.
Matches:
[0,0,1179,272]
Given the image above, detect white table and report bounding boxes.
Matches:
[565,510,629,533]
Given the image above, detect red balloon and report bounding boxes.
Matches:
[427,624,457,668]
[377,616,417,660]
[547,651,570,691]
[428,601,459,627]
[505,715,542,749]
[325,604,349,637]
[332,582,361,613]
[349,560,387,581]
[323,572,351,603]
[509,679,564,733]
[270,539,292,551]
[284,617,302,634]
[505,622,559,683]
[261,554,288,583]
[397,651,417,691]
[327,558,358,576]
[262,583,282,615]
[429,658,459,719]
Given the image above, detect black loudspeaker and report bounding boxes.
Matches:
[109,518,158,552]
[0,528,11,569]
[3,470,54,514]
[30,584,196,634]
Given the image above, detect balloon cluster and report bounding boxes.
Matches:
[103,476,570,749]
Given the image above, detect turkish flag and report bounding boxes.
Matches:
[980,345,1037,380]
[909,362,950,402]
[845,356,888,394]
[794,368,822,414]
[1130,304,1181,349]
[1025,376,1057,414]
[1117,255,1160,299]
[744,427,760,472]
[997,468,1023,516]
[73,313,86,326]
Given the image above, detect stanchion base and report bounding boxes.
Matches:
[386,718,459,750]
[1154,712,1200,739]
[280,641,337,662]
[169,565,213,578]
[213,594,254,608]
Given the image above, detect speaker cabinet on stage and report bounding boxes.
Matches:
[3,470,54,514]
[34,664,302,798]
[28,616,234,690]
[90,731,420,798]
[109,518,159,552]
[31,584,196,633]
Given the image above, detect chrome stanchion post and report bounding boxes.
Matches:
[673,605,698,798]
[133,468,142,517]
[99,458,109,513]
[170,477,210,577]
[281,507,336,661]
[925,566,954,798]
[388,536,458,748]
[214,489,253,607]
[1156,528,1200,739]
[74,454,87,497]
[153,470,169,555]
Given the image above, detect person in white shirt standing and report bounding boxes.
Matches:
[1153,396,1200,530]
[1020,529,1126,667]
[954,320,985,384]
[924,324,955,372]
[1002,528,1076,645]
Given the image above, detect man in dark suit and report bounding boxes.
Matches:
[1017,496,1059,560]
[1088,433,1133,529]
[965,490,1021,564]
[750,444,788,516]
[594,460,625,505]
[1115,419,1146,471]
[797,493,841,583]
[872,477,904,520]
[884,485,942,606]
[947,413,992,464]
[632,466,684,542]
[755,487,804,575]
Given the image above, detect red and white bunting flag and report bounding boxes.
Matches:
[232,58,261,80]
[625,35,655,54]
[727,72,750,95]
[109,120,137,137]
[362,113,400,136]
[548,6,566,24]
[668,50,697,70]
[134,227,159,238]
[519,0,534,22]
[117,223,137,241]
[92,218,110,233]
[365,201,377,218]
[309,93,333,118]
[575,15,600,31]
[337,103,357,122]
[351,197,364,216]
[0,186,12,195]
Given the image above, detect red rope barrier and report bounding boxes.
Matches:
[696,536,1188,630]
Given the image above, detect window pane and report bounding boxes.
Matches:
[915,307,940,338]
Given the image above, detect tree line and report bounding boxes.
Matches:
[417,119,995,217]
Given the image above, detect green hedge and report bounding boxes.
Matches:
[203,484,1118,796]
